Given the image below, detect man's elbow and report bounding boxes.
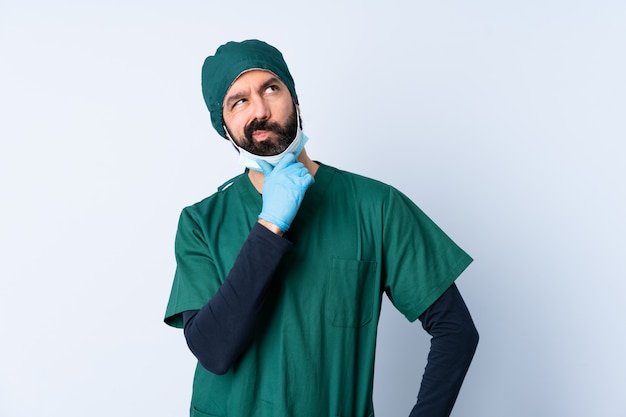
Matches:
[184,326,235,375]
[187,340,235,375]
[199,357,232,375]
[462,321,479,358]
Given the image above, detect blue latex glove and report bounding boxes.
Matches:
[258,153,314,232]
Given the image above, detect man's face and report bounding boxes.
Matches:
[222,70,297,156]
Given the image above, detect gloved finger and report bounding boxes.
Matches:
[281,163,307,178]
[272,153,297,172]
[257,160,274,176]
[300,174,315,188]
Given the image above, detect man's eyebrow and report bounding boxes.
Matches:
[225,91,246,109]
[260,77,281,91]
[225,77,282,108]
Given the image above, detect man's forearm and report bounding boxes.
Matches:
[410,284,479,417]
[183,222,292,374]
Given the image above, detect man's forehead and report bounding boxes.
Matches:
[224,69,285,100]
[228,69,282,88]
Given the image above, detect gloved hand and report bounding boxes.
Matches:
[258,153,315,232]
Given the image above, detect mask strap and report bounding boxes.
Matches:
[223,125,241,151]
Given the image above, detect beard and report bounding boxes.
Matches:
[238,110,298,156]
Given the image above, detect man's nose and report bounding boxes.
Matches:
[251,97,270,120]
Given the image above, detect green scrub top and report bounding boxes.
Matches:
[165,163,472,417]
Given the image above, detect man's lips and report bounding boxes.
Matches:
[252,130,271,141]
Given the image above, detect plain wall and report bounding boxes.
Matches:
[1,1,624,416]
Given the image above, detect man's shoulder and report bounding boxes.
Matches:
[181,172,248,215]
[320,164,423,214]
[321,163,393,194]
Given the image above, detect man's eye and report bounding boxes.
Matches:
[265,85,278,93]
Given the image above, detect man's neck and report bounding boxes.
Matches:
[248,148,319,193]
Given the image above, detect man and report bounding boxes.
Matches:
[164,39,478,417]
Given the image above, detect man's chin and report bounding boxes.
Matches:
[241,133,293,156]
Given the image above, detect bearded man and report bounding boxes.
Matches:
[165,39,478,417]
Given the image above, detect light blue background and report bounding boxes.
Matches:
[1,1,624,416]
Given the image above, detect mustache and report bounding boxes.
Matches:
[237,112,298,157]
[244,119,287,141]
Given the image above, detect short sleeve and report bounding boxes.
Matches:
[164,207,222,328]
[382,187,472,322]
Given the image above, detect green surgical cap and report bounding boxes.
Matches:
[201,39,298,139]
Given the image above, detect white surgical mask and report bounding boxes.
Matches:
[224,111,308,172]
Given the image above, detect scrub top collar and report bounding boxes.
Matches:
[234,162,336,227]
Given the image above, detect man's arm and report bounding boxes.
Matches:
[182,222,291,375]
[410,283,479,417]
[182,154,314,375]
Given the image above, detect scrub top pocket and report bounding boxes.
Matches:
[325,258,377,327]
